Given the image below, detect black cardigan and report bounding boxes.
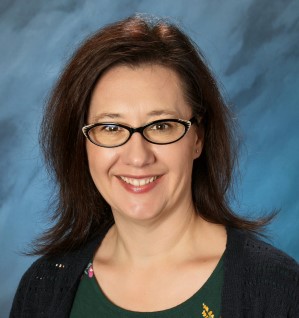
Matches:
[10,227,299,317]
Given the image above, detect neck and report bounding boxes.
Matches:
[98,204,226,267]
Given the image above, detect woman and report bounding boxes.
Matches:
[10,15,298,317]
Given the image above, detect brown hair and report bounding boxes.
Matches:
[37,15,272,256]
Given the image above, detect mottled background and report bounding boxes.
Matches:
[0,0,298,316]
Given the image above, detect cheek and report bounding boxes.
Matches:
[86,144,99,173]
[86,144,116,180]
[160,140,196,171]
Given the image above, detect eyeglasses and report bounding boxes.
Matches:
[82,117,196,148]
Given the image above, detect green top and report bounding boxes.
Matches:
[70,256,223,318]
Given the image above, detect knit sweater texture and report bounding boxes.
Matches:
[10,227,299,317]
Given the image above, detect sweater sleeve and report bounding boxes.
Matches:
[9,235,107,317]
[244,235,299,317]
[222,228,299,317]
[8,257,78,318]
[9,262,37,318]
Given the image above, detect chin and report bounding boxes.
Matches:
[112,202,167,223]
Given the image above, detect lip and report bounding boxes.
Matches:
[117,175,162,194]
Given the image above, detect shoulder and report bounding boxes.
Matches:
[244,231,299,289]
[9,256,59,317]
[9,236,103,317]
[227,227,299,270]
[9,253,77,317]
[13,232,108,288]
[236,228,299,276]
[13,253,73,290]
[12,243,91,289]
[225,227,299,315]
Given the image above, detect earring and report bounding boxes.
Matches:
[196,149,199,153]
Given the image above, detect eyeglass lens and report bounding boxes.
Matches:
[87,120,187,147]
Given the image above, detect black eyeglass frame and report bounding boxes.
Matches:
[82,117,197,148]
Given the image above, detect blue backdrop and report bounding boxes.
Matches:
[1,1,298,316]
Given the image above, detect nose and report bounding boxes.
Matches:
[121,132,155,167]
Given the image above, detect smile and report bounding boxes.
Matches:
[119,176,158,186]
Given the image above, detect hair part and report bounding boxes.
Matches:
[35,15,274,256]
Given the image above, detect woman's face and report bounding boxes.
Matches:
[86,64,203,224]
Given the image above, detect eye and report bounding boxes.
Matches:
[150,122,172,131]
[100,124,123,133]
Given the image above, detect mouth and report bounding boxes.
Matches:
[119,176,159,187]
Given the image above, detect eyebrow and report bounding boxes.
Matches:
[90,110,179,123]
[90,113,122,122]
[147,110,178,117]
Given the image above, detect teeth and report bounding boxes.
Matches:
[120,176,158,186]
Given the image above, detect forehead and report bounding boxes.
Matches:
[88,64,192,122]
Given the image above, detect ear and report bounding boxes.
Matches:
[193,125,204,160]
